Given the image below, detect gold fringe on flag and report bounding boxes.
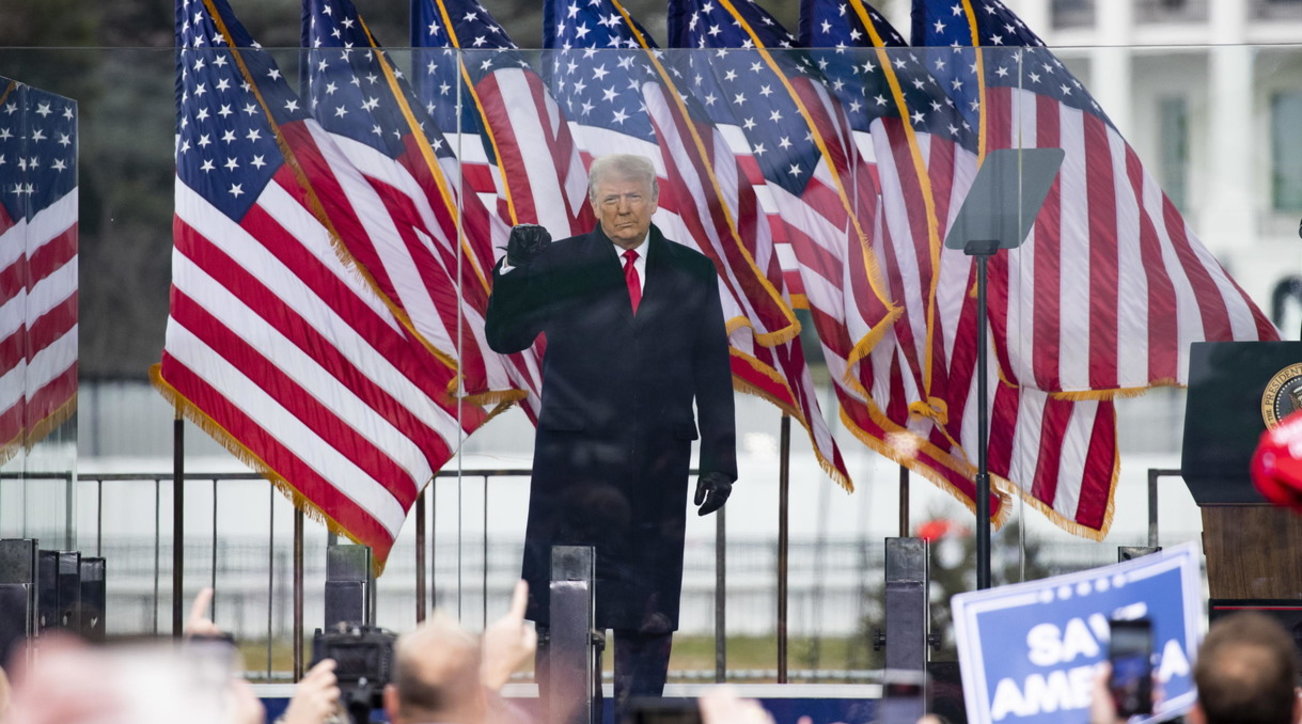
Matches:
[151,364,395,576]
[0,394,78,466]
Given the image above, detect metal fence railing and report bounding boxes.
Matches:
[5,467,784,681]
[1,461,1183,681]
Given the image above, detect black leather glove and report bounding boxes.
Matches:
[694,472,733,516]
[505,223,551,267]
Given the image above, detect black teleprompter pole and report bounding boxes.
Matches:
[967,240,997,591]
[945,147,1063,592]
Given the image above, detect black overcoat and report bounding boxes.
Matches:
[484,223,737,633]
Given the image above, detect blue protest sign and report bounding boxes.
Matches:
[952,543,1201,724]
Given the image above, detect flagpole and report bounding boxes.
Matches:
[290,31,307,680]
[714,504,726,683]
[777,414,790,683]
[172,410,184,637]
[293,508,304,680]
[416,489,427,622]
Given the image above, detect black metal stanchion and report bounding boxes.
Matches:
[876,539,931,722]
[0,540,38,665]
[548,545,598,724]
[898,465,910,537]
[325,544,371,629]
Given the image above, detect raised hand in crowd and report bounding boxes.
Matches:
[277,659,342,724]
[481,580,537,692]
[699,687,776,724]
[184,586,225,640]
[0,634,119,724]
[0,665,9,720]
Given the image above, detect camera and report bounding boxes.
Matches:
[311,625,397,723]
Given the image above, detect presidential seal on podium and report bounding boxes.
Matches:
[1261,362,1302,429]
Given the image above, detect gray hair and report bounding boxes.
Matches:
[587,154,659,202]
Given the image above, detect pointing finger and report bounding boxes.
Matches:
[186,587,215,634]
[508,580,528,619]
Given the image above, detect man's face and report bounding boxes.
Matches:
[591,174,658,249]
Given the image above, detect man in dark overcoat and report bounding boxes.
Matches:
[484,153,737,708]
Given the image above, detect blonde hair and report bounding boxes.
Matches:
[587,154,658,202]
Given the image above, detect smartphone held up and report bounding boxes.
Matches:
[1108,618,1154,718]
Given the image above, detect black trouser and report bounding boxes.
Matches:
[535,624,673,721]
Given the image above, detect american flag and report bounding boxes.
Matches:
[158,0,485,569]
[410,0,592,238]
[669,0,900,327]
[803,0,1016,523]
[782,1,1006,522]
[670,0,1001,515]
[802,2,964,408]
[913,0,1277,399]
[301,0,543,416]
[543,1,799,348]
[547,0,852,487]
[0,80,78,462]
[800,0,1122,537]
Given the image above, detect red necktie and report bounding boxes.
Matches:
[622,249,641,314]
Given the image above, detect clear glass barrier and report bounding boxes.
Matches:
[2,39,1297,683]
[0,68,79,548]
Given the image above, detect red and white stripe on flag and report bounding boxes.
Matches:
[463,65,595,421]
[867,110,1121,538]
[157,159,485,568]
[166,2,489,568]
[0,195,79,460]
[299,4,550,419]
[471,67,593,238]
[986,88,1278,397]
[0,82,78,461]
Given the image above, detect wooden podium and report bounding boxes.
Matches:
[1182,342,1302,601]
[1199,507,1302,598]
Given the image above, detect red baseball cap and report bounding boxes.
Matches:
[1250,410,1302,512]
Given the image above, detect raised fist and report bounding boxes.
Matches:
[506,223,551,267]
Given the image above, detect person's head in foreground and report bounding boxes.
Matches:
[1191,612,1302,724]
[383,611,486,724]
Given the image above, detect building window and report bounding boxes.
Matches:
[1253,0,1302,20]
[1157,96,1188,210]
[1137,0,1209,23]
[1051,0,1094,29]
[1272,92,1302,212]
